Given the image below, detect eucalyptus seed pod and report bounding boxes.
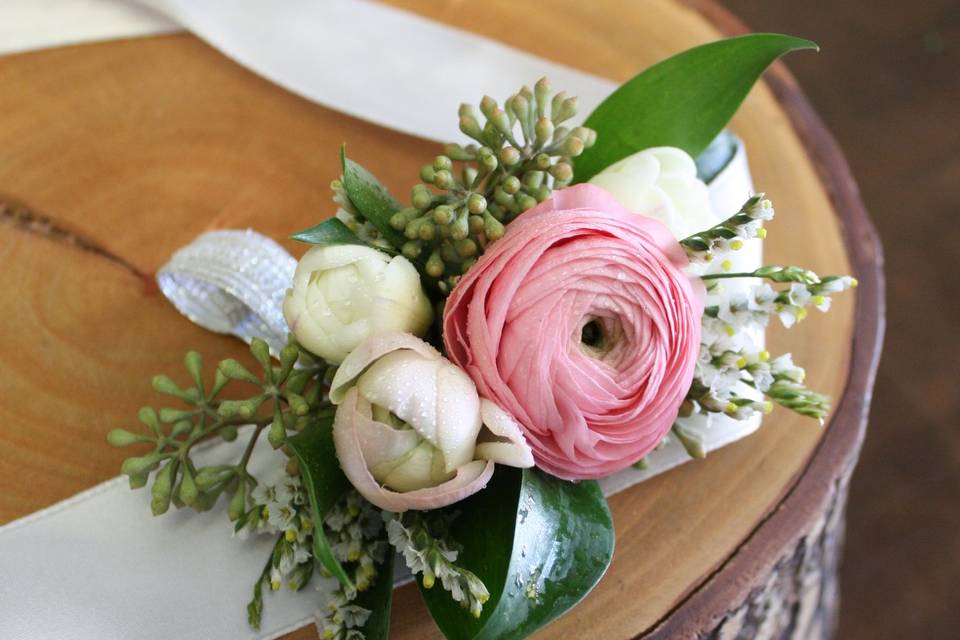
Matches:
[468,215,484,235]
[418,220,436,241]
[534,117,554,147]
[549,162,573,183]
[228,479,247,522]
[159,407,193,424]
[151,459,178,515]
[444,142,475,161]
[487,203,505,221]
[433,155,453,172]
[463,166,479,188]
[178,465,200,506]
[534,153,551,170]
[171,419,193,437]
[278,343,299,381]
[459,115,483,140]
[550,91,568,121]
[250,338,271,372]
[268,409,286,448]
[557,96,579,123]
[517,193,538,212]
[286,392,310,416]
[531,185,552,202]
[432,204,454,225]
[454,238,478,258]
[411,184,433,210]
[138,406,162,436]
[466,192,487,214]
[522,170,544,190]
[121,452,162,479]
[477,147,498,172]
[106,428,148,447]
[489,108,512,138]
[433,169,455,190]
[439,243,460,264]
[402,241,422,260]
[450,208,470,240]
[426,251,445,278]
[183,351,203,389]
[195,465,233,491]
[498,146,520,167]
[493,186,515,208]
[482,212,505,240]
[502,175,521,195]
[534,77,550,116]
[419,164,435,183]
[561,136,585,157]
[218,358,260,384]
[479,95,497,118]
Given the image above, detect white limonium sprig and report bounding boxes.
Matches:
[680,194,857,428]
[386,512,490,619]
[680,193,773,263]
[315,492,388,640]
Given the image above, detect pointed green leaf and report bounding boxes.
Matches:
[419,467,614,640]
[575,33,818,181]
[340,146,407,250]
[290,218,367,247]
[355,552,395,640]
[286,415,353,590]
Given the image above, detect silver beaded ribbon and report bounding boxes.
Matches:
[156,230,296,355]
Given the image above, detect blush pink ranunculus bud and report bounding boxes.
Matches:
[329,332,533,512]
[443,184,705,480]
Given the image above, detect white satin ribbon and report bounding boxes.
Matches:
[0,4,760,638]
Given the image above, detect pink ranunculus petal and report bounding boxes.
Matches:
[443,184,704,480]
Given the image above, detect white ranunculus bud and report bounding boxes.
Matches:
[588,146,716,240]
[329,333,533,512]
[282,244,432,364]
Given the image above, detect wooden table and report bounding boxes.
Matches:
[0,1,883,638]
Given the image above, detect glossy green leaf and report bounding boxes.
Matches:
[290,217,367,247]
[355,552,395,640]
[340,146,407,250]
[695,130,739,184]
[575,33,818,181]
[420,467,614,640]
[286,415,353,590]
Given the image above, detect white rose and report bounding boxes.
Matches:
[588,146,716,240]
[329,333,533,512]
[282,244,432,363]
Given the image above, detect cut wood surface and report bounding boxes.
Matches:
[0,1,881,639]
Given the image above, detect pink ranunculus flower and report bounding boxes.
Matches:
[443,184,705,480]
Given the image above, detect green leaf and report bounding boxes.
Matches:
[290,217,367,247]
[340,146,407,250]
[355,552,395,640]
[575,33,818,181]
[419,467,614,640]
[286,415,353,590]
[695,130,739,184]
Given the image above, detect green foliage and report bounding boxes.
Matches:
[108,337,329,519]
[575,34,818,181]
[290,217,368,247]
[287,415,353,590]
[418,467,614,640]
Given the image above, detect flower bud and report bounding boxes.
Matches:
[283,245,433,364]
[329,333,533,511]
[534,117,554,147]
[466,193,487,214]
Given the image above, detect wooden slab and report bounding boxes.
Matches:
[0,1,881,638]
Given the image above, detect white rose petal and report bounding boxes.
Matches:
[283,244,432,363]
[589,147,717,239]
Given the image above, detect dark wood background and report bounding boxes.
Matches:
[724,1,959,638]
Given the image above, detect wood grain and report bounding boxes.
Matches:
[0,0,878,638]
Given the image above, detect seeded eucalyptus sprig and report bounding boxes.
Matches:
[107,336,330,518]
[388,77,596,292]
